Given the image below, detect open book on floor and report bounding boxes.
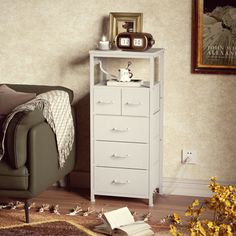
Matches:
[93,207,154,236]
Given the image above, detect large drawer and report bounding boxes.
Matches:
[94,167,148,197]
[94,87,121,115]
[122,88,149,117]
[94,115,149,143]
[94,141,148,169]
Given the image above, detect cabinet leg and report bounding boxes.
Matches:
[149,197,154,207]
[91,194,95,203]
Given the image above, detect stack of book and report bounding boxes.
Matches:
[106,79,143,87]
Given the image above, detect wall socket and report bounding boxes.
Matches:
[181,150,197,164]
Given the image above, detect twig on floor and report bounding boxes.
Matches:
[50,204,60,215]
[38,204,50,213]
[0,204,8,210]
[142,212,151,222]
[5,201,24,210]
[97,208,104,219]
[67,206,83,216]
[83,207,95,216]
[28,202,36,210]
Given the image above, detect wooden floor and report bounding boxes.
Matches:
[31,187,206,222]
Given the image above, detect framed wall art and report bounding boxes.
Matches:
[192,0,236,74]
[109,12,143,46]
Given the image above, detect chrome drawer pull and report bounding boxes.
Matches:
[112,180,130,185]
[112,128,129,132]
[112,154,130,158]
[125,102,142,106]
[97,100,114,104]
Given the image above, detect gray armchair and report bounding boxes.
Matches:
[0,84,76,223]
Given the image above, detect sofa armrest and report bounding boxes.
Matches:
[28,120,75,196]
[5,110,45,169]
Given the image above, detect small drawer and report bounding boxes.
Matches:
[94,167,148,197]
[122,88,149,116]
[94,141,148,169]
[94,115,149,143]
[94,87,121,115]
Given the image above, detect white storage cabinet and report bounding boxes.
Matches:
[90,49,164,206]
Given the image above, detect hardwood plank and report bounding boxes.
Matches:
[30,187,206,221]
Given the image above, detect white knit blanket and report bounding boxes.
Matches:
[0,90,74,168]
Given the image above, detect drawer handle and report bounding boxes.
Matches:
[112,180,130,185]
[97,100,114,104]
[125,102,142,106]
[112,154,130,158]
[112,128,129,132]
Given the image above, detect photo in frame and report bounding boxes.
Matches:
[192,0,236,74]
[109,12,143,46]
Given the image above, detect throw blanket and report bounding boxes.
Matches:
[0,90,74,168]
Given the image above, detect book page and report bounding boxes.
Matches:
[113,227,154,236]
[129,228,154,236]
[93,223,113,235]
[118,222,150,235]
[103,207,135,230]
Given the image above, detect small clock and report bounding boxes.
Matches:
[119,37,130,47]
[115,32,155,51]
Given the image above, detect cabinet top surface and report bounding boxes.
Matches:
[89,48,164,58]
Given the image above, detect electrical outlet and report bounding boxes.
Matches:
[181,150,197,164]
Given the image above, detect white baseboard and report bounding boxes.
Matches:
[161,177,235,197]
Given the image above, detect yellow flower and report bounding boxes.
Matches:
[192,200,200,207]
[211,176,216,182]
[173,213,181,224]
[225,200,231,207]
[185,210,192,217]
[169,225,183,236]
[207,221,214,229]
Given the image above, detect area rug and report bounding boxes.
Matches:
[0,219,97,236]
[0,206,171,235]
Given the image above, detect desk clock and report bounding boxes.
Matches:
[115,32,155,51]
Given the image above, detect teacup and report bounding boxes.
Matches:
[118,68,133,82]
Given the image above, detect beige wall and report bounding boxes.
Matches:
[0,0,235,186]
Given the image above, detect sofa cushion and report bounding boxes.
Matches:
[0,84,36,115]
[3,84,74,104]
[0,161,29,190]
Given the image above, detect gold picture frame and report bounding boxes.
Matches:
[192,0,236,74]
[109,12,143,45]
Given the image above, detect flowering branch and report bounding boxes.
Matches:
[167,177,236,236]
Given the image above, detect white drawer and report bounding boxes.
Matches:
[94,141,148,169]
[122,88,149,116]
[94,167,148,197]
[94,115,149,143]
[94,87,121,115]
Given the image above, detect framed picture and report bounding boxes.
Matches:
[192,0,236,74]
[109,12,143,45]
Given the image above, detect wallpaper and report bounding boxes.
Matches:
[0,0,235,187]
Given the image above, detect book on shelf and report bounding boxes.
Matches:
[106,79,143,87]
[93,207,154,236]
